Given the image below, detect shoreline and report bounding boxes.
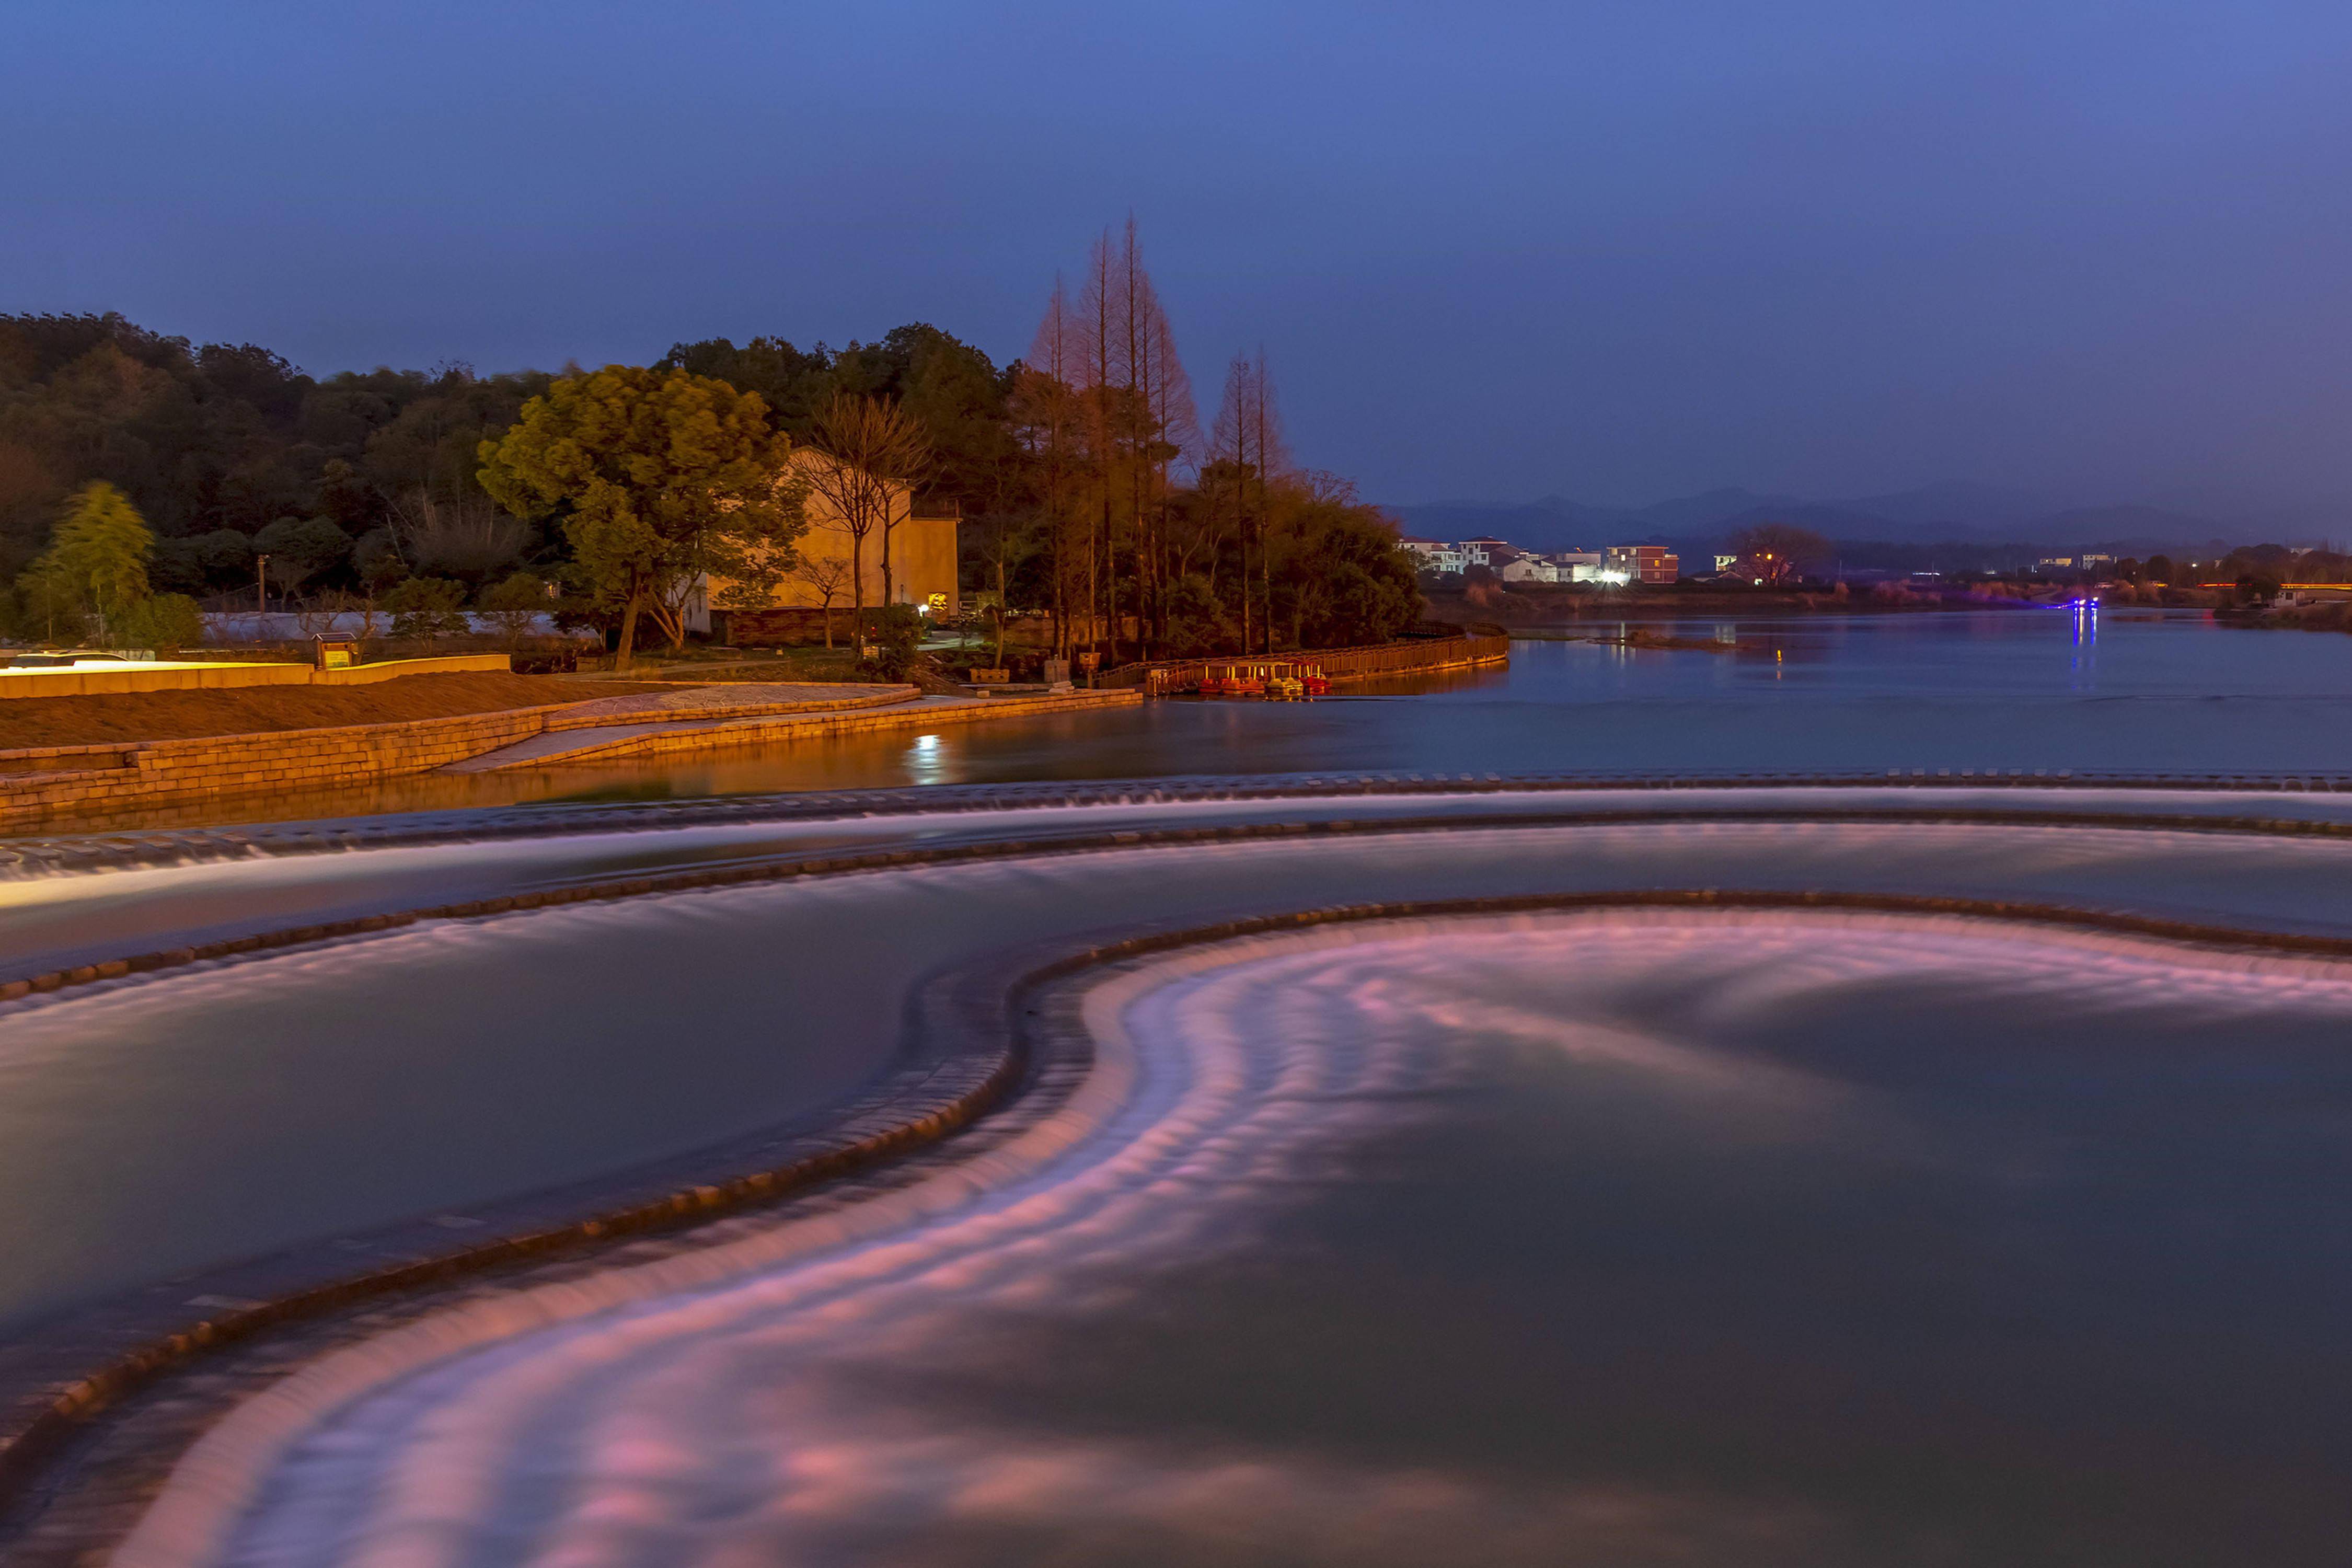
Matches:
[0,683,1140,832]
[1431,588,2232,622]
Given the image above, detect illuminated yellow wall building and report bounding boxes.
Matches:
[690,451,961,640]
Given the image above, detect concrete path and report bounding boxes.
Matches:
[544,682,913,723]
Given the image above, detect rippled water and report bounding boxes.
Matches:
[12,814,2352,1335]
[124,913,2352,1567]
[12,615,2352,1565]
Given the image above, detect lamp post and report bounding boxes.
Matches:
[255,554,270,633]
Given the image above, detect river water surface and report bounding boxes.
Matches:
[11,609,2352,1566]
[128,911,2352,1567]
[35,608,2352,833]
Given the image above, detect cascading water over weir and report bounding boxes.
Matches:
[3,776,2351,1566]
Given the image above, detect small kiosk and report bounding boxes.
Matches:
[312,633,362,671]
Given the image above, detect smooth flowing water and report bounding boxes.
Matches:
[129,912,2352,1566]
[11,611,2352,1566]
[24,810,2352,1333]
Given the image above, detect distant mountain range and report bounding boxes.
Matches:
[1387,482,2304,561]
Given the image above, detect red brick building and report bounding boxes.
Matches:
[1605,545,1680,585]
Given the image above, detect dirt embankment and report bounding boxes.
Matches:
[0,674,671,750]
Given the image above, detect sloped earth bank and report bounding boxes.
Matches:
[3,783,2351,1565]
[0,675,675,748]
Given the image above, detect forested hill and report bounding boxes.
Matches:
[0,314,1016,595]
[0,313,550,587]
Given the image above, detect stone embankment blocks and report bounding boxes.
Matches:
[475,688,1142,770]
[0,705,554,824]
[0,654,509,700]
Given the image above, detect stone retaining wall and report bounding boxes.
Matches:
[0,706,564,824]
[0,654,510,700]
[506,688,1142,769]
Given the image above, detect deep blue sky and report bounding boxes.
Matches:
[10,2,2351,517]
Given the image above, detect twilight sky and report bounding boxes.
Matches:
[9,2,2351,516]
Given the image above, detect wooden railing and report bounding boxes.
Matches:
[1097,633,1509,692]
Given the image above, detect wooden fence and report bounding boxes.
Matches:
[1098,633,1510,693]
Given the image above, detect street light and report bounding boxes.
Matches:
[256,554,270,627]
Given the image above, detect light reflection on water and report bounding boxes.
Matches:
[165,913,2352,1568]
[14,815,2352,1338]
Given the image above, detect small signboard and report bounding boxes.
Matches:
[313,633,361,670]
[1077,651,1101,670]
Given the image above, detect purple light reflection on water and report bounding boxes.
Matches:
[114,912,2352,1568]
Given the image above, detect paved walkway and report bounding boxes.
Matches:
[547,682,910,722]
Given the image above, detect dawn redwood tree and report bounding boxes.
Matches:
[804,393,931,632]
[1144,302,1198,642]
[1117,223,1195,651]
[1078,232,1124,657]
[1210,350,1290,652]
[1013,276,1088,655]
[1061,219,1196,661]
[477,366,806,663]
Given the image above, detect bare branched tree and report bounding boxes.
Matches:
[1726,523,1832,586]
[805,394,932,631]
[387,489,529,578]
[789,551,855,648]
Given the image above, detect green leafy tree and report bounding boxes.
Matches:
[477,571,549,650]
[382,576,468,643]
[1263,481,1419,648]
[151,528,256,595]
[26,480,152,644]
[118,592,204,652]
[477,366,807,663]
[253,514,352,594]
[857,603,925,681]
[11,555,85,644]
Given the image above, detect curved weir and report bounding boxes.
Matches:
[4,782,2352,1563]
[119,910,2352,1565]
